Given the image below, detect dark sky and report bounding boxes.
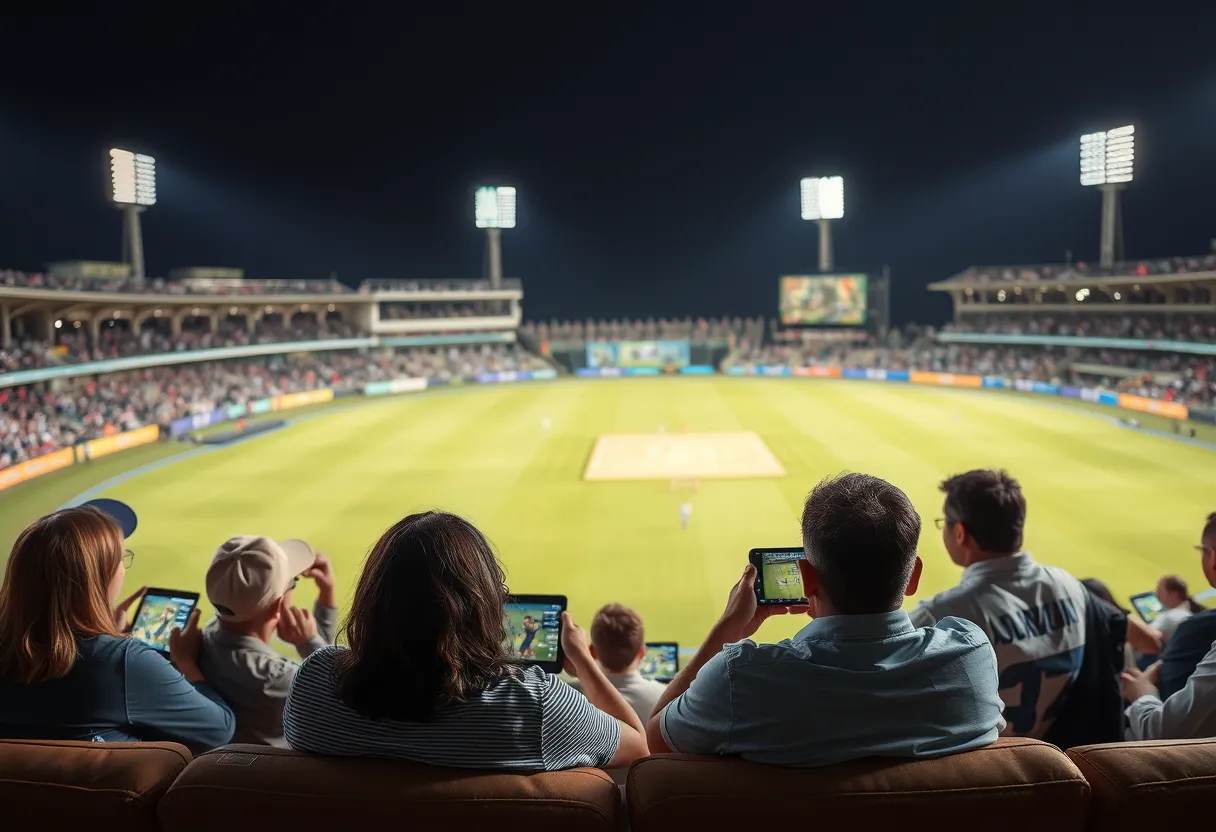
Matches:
[2,6,1215,325]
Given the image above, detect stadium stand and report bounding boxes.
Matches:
[936,254,1216,284]
[0,269,351,295]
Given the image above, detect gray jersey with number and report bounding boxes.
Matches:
[909,552,1088,739]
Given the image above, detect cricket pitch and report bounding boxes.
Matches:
[583,431,786,481]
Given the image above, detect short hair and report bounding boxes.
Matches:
[800,473,921,614]
[1202,512,1216,541]
[590,603,645,673]
[940,469,1025,554]
[1160,575,1188,596]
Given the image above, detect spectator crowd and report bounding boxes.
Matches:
[944,313,1216,344]
[1,269,350,295]
[944,254,1216,284]
[522,316,765,347]
[0,345,549,470]
[0,468,1212,771]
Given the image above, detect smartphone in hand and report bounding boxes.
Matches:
[749,548,808,606]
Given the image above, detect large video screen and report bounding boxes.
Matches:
[586,340,691,369]
[779,274,867,326]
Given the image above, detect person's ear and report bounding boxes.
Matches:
[797,558,822,616]
[905,556,923,596]
[635,644,646,663]
[269,596,284,620]
[952,522,968,547]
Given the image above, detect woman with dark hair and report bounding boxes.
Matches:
[284,511,648,770]
[1080,578,1162,662]
[0,507,234,750]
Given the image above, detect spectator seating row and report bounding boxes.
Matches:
[3,736,1212,832]
[941,254,1216,284]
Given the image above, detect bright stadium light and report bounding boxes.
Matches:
[800,176,844,221]
[800,176,844,272]
[108,148,156,279]
[474,184,516,287]
[475,185,517,229]
[1079,125,1134,268]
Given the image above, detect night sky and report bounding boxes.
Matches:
[1,6,1214,325]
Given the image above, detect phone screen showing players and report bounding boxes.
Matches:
[640,643,678,681]
[504,604,562,663]
[130,594,197,653]
[761,550,806,601]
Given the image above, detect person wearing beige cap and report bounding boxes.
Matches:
[198,535,339,747]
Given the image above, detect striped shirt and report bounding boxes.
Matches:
[283,646,621,770]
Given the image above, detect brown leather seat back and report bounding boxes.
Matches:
[0,739,191,832]
[1069,738,1216,831]
[628,738,1089,832]
[158,745,620,832]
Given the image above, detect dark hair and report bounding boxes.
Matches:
[801,473,921,614]
[1202,512,1216,541]
[591,603,645,672]
[1080,578,1130,614]
[940,469,1025,554]
[338,512,514,721]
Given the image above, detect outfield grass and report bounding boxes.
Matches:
[2,377,1213,650]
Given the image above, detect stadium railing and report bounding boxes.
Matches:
[3,736,1215,831]
[931,254,1216,287]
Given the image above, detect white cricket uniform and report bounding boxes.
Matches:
[679,503,692,529]
[908,552,1088,739]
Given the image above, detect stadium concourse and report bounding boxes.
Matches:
[3,256,1216,829]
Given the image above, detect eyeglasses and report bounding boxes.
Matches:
[122,549,135,568]
[934,517,958,530]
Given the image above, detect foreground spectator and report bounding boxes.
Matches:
[646,473,1005,766]
[283,511,648,769]
[1122,641,1216,739]
[199,536,338,747]
[574,603,667,721]
[1156,514,1216,699]
[910,470,1097,740]
[0,505,234,750]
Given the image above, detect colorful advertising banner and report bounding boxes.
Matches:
[910,371,983,388]
[273,389,334,412]
[1118,394,1188,420]
[585,340,691,369]
[0,448,75,493]
[791,366,842,378]
[83,425,160,461]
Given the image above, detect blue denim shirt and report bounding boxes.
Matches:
[660,611,1006,767]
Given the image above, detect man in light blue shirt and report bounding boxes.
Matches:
[646,473,1006,767]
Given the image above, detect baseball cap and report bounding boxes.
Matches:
[82,498,138,539]
[206,535,316,622]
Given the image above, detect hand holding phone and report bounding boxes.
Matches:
[750,548,809,606]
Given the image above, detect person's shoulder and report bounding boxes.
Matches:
[929,615,993,647]
[295,645,345,681]
[913,582,976,616]
[1172,609,1216,645]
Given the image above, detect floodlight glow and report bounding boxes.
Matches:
[109,148,157,206]
[1079,125,1134,186]
[475,185,517,228]
[800,176,844,220]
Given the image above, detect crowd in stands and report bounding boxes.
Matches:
[0,318,362,374]
[522,316,764,346]
[0,345,548,470]
[945,313,1216,343]
[360,278,519,293]
[1,468,1213,768]
[0,269,349,295]
[380,300,512,319]
[945,254,1216,284]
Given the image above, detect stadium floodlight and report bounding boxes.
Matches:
[108,148,156,279]
[800,176,844,272]
[1079,126,1134,268]
[800,176,844,221]
[475,185,516,229]
[474,185,516,287]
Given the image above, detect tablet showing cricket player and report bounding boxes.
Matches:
[129,589,200,655]
[750,547,808,605]
[641,642,678,682]
[1129,591,1163,624]
[504,594,566,674]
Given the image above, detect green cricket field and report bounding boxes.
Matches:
[2,377,1213,649]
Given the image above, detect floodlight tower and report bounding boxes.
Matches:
[1079,125,1134,269]
[800,176,844,272]
[474,185,517,287]
[108,148,157,279]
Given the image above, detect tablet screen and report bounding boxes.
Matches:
[1130,592,1163,624]
[504,602,562,664]
[640,643,678,682]
[130,591,199,653]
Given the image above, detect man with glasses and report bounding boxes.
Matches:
[910,469,1090,740]
[199,536,338,747]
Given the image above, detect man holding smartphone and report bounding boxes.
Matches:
[647,473,1006,767]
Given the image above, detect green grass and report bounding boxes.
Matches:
[2,377,1213,650]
